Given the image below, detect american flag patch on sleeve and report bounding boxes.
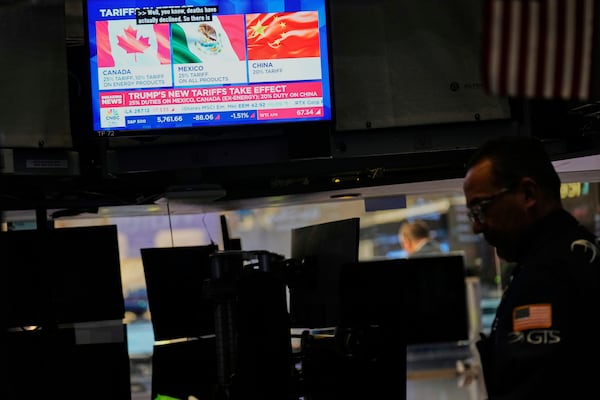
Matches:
[512,304,552,332]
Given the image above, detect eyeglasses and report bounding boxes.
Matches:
[467,188,511,224]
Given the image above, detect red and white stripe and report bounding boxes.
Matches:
[513,303,552,331]
[483,0,595,100]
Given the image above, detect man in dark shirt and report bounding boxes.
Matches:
[463,135,600,399]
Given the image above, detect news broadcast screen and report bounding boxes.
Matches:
[84,0,333,137]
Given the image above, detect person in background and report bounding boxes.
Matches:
[462,135,600,399]
[398,219,442,257]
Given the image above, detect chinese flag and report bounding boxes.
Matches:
[483,0,595,100]
[246,12,320,60]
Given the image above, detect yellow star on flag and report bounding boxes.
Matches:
[250,21,266,37]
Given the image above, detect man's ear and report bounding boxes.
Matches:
[519,177,539,203]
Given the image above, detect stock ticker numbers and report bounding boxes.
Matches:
[156,115,184,124]
[230,111,252,120]
[193,113,217,121]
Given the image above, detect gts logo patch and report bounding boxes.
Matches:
[508,329,560,344]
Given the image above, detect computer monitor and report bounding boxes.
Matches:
[140,244,218,340]
[6,324,131,399]
[151,338,217,400]
[1,225,124,328]
[340,254,469,345]
[289,217,360,329]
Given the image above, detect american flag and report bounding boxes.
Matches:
[512,303,552,331]
[483,0,595,100]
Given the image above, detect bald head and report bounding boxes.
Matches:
[399,220,433,256]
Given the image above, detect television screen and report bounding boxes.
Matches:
[289,217,360,329]
[340,254,470,345]
[84,0,333,137]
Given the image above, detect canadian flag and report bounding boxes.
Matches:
[96,20,171,68]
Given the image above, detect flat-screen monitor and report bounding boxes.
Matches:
[289,217,360,329]
[83,0,333,138]
[151,338,217,400]
[6,327,131,399]
[140,244,218,340]
[1,225,125,328]
[340,254,469,345]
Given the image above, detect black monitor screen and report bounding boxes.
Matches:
[289,217,360,329]
[6,327,131,399]
[151,338,217,400]
[141,244,218,340]
[340,254,469,345]
[1,225,124,328]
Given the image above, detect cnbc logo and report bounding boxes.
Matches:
[102,108,124,128]
[106,108,120,121]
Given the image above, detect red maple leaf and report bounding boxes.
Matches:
[117,25,151,62]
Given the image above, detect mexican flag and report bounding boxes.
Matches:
[171,15,246,65]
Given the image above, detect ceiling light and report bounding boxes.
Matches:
[330,193,361,199]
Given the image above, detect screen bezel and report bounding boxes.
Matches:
[81,0,335,140]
